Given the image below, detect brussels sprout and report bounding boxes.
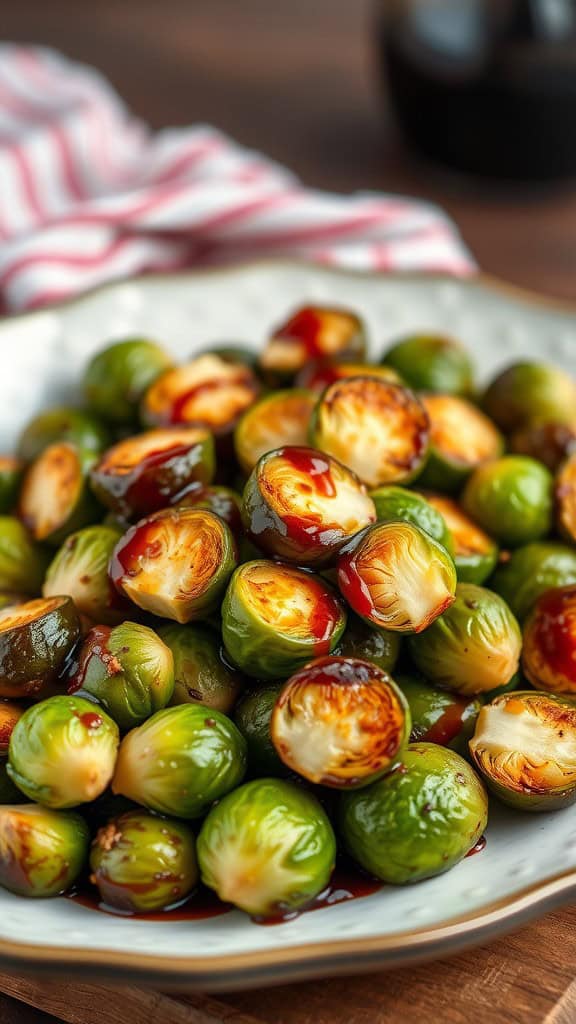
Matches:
[0,702,24,756]
[0,596,80,699]
[334,613,400,673]
[176,486,243,535]
[43,525,127,625]
[295,360,402,393]
[0,804,89,897]
[0,458,23,514]
[90,810,198,913]
[112,704,246,818]
[511,420,576,472]
[490,542,576,621]
[260,305,366,382]
[197,343,259,371]
[0,761,27,804]
[234,390,317,475]
[242,446,376,567]
[370,485,452,552]
[197,778,336,917]
[339,743,488,884]
[424,494,499,584]
[19,442,100,546]
[8,696,119,807]
[157,622,243,714]
[337,522,456,633]
[0,517,50,594]
[234,683,286,775]
[482,361,576,432]
[83,338,173,425]
[141,354,260,436]
[462,456,553,547]
[222,560,346,679]
[396,673,481,757]
[409,583,522,696]
[17,407,111,463]
[556,452,576,544]
[110,507,237,623]
[522,585,576,694]
[310,379,429,489]
[469,691,576,810]
[418,395,504,492]
[271,656,410,787]
[90,428,215,520]
[381,334,474,396]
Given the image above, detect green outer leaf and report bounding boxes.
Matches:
[461,456,553,547]
[84,338,173,425]
[17,407,111,463]
[158,622,242,714]
[369,486,453,553]
[0,517,50,594]
[43,525,124,624]
[381,335,474,396]
[490,542,576,621]
[0,804,89,897]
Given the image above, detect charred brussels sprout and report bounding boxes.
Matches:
[482,361,576,432]
[409,583,522,696]
[556,452,576,544]
[110,507,237,623]
[490,542,576,621]
[424,494,499,585]
[418,395,503,492]
[462,456,553,547]
[234,390,316,476]
[0,458,23,514]
[90,428,215,520]
[197,778,336,917]
[522,585,576,694]
[370,485,452,552]
[158,622,243,714]
[0,702,24,756]
[19,442,100,545]
[260,305,366,383]
[0,517,49,594]
[295,360,402,393]
[511,420,576,472]
[0,804,89,897]
[83,338,173,425]
[43,525,126,625]
[8,696,119,807]
[337,522,456,633]
[234,683,286,775]
[112,704,246,818]
[469,691,576,810]
[90,810,198,913]
[271,656,410,787]
[17,407,111,463]
[334,614,400,673]
[396,673,481,757]
[381,334,473,396]
[176,486,243,535]
[221,560,346,679]
[0,596,80,699]
[310,378,429,489]
[339,743,488,884]
[242,446,376,567]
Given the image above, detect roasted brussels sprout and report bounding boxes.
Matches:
[469,691,576,810]
[396,673,481,757]
[0,804,89,897]
[17,407,111,463]
[370,485,452,552]
[234,683,286,775]
[43,525,126,625]
[381,334,474,396]
[90,810,198,913]
[418,395,503,492]
[409,582,522,696]
[490,542,576,621]
[0,517,49,594]
[295,360,402,393]
[221,560,346,679]
[110,507,237,623]
[309,378,429,488]
[522,585,576,694]
[0,702,24,756]
[83,338,173,425]
[8,696,119,807]
[260,305,366,382]
[112,704,246,818]
[242,445,376,567]
[197,778,336,916]
[511,420,576,472]
[482,361,576,432]
[234,390,317,476]
[334,613,400,673]
[462,456,553,547]
[176,485,243,535]
[0,596,80,699]
[339,743,488,884]
[556,452,576,544]
[271,656,410,787]
[19,442,100,546]
[0,458,23,514]
[337,522,456,633]
[424,494,499,585]
[158,622,243,714]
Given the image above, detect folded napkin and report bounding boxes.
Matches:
[0,45,475,312]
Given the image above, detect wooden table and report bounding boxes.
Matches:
[2,1,576,1021]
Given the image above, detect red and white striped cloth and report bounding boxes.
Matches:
[0,45,475,312]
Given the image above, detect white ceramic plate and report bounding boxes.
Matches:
[0,261,575,991]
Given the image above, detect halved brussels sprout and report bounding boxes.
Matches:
[141,354,260,436]
[234,683,286,775]
[176,486,243,535]
[90,428,215,520]
[0,517,49,594]
[295,360,402,393]
[112,704,246,818]
[234,389,317,475]
[110,507,237,623]
[469,691,576,810]
[69,622,174,731]
[381,334,474,396]
[409,582,522,696]
[0,702,24,756]
[462,456,553,547]
[221,560,346,679]
[260,305,366,382]
[19,442,100,546]
[511,420,576,472]
[337,522,456,633]
[0,596,80,699]
[522,585,576,694]
[556,452,576,544]
[482,361,576,432]
[271,656,410,787]
[0,804,89,897]
[8,695,119,807]
[370,485,453,552]
[418,395,503,492]
[90,810,198,913]
[424,494,499,584]
[0,458,23,514]
[43,525,127,625]
[339,742,488,884]
[242,446,376,567]
[334,613,400,673]
[17,407,111,463]
[83,338,174,425]
[158,622,243,714]
[197,778,336,917]
[396,672,481,758]
[490,542,576,621]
